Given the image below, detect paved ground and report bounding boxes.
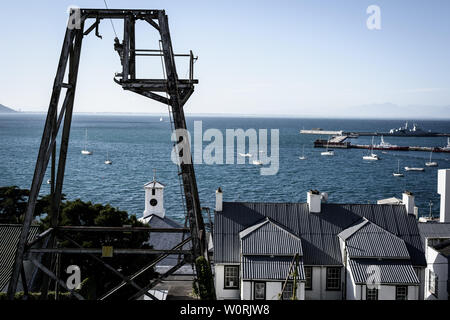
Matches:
[153,278,198,300]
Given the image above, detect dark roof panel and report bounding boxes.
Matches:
[0,224,40,291]
[349,259,420,285]
[241,256,305,281]
[345,222,410,259]
[214,202,426,266]
[240,219,303,256]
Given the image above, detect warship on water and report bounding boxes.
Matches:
[388,122,437,136]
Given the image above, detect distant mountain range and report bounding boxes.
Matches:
[340,103,450,119]
[0,104,17,113]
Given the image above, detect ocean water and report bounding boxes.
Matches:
[1,113,449,224]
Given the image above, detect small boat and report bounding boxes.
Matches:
[299,145,307,160]
[393,160,404,177]
[321,137,334,156]
[443,138,450,151]
[404,167,425,172]
[239,153,252,157]
[363,153,379,161]
[160,117,163,122]
[47,179,51,184]
[363,137,379,160]
[81,129,93,155]
[375,136,399,149]
[104,151,112,165]
[425,150,438,167]
[252,160,263,165]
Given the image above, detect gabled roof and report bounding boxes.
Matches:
[144,180,164,189]
[241,256,305,281]
[240,218,302,256]
[213,202,426,266]
[418,222,450,250]
[341,220,410,259]
[349,259,420,285]
[337,218,368,241]
[0,224,40,291]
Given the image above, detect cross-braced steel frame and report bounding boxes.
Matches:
[7,8,214,300]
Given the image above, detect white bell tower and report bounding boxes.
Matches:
[142,176,165,220]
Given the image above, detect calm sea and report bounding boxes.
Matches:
[1,113,449,224]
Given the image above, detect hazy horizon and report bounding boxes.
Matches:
[1,1,450,119]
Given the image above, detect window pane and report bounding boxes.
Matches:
[255,282,265,300]
[224,266,239,288]
[396,286,408,300]
[305,267,312,290]
[366,288,378,300]
[282,282,294,300]
[326,267,341,290]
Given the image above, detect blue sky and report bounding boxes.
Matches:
[0,0,449,117]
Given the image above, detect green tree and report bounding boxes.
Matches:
[0,186,50,224]
[40,199,156,300]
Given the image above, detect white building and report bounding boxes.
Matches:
[213,189,426,300]
[138,178,193,275]
[417,168,450,300]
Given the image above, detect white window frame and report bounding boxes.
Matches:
[428,269,438,297]
[395,285,408,300]
[224,265,239,289]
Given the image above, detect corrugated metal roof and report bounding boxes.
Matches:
[0,224,40,291]
[241,255,305,281]
[214,202,426,266]
[345,222,410,259]
[146,215,192,274]
[349,259,420,285]
[338,219,368,241]
[240,218,302,256]
[418,222,450,249]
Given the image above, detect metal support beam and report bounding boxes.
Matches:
[128,258,186,300]
[7,26,76,299]
[55,226,189,233]
[30,259,85,300]
[29,248,191,255]
[100,236,192,300]
[62,235,157,300]
[157,13,213,296]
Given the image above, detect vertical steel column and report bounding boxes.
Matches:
[7,27,76,299]
[157,12,211,282]
[122,16,130,81]
[41,23,85,298]
[129,17,136,80]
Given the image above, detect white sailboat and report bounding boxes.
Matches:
[321,137,334,156]
[160,116,163,122]
[299,145,307,160]
[393,160,404,177]
[363,137,379,160]
[404,167,425,172]
[252,159,263,165]
[104,151,112,165]
[81,129,93,155]
[425,150,438,167]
